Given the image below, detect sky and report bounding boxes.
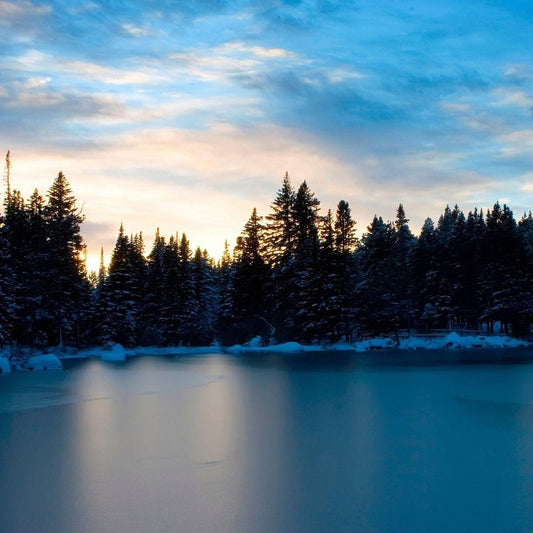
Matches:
[2,0,533,272]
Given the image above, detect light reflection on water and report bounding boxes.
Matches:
[2,352,533,532]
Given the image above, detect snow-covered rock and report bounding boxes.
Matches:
[355,337,396,352]
[269,342,305,353]
[245,336,263,348]
[100,344,126,361]
[0,356,11,373]
[26,354,62,371]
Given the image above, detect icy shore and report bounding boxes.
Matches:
[0,332,528,371]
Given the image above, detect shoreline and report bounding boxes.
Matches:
[2,332,531,371]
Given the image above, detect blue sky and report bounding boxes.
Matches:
[2,0,533,270]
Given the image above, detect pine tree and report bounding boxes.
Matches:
[100,225,144,346]
[0,210,14,349]
[43,172,88,347]
[263,173,297,342]
[141,229,166,345]
[480,203,528,334]
[160,234,183,345]
[333,200,358,341]
[390,204,415,331]
[190,247,217,345]
[263,172,296,265]
[290,181,322,342]
[216,240,237,345]
[357,215,396,334]
[228,208,270,344]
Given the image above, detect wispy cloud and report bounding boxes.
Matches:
[8,50,167,86]
[121,23,151,38]
[0,0,51,19]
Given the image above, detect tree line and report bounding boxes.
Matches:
[1,164,533,352]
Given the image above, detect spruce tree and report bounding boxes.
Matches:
[190,247,217,346]
[141,230,166,345]
[44,172,87,346]
[357,215,396,334]
[216,240,237,345]
[0,210,14,349]
[263,172,296,265]
[229,208,270,344]
[100,225,143,346]
[390,204,415,331]
[480,203,528,334]
[290,181,322,342]
[333,200,358,341]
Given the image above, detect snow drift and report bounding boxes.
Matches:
[26,354,62,371]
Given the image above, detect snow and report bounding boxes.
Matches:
[245,336,263,348]
[355,337,397,352]
[270,342,306,352]
[100,344,126,361]
[225,332,529,355]
[398,333,527,351]
[0,357,10,373]
[44,332,530,362]
[26,354,62,371]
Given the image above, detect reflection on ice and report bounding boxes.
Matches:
[0,357,225,413]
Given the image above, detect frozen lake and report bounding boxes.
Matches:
[2,350,533,532]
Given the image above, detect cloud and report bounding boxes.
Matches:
[491,88,533,110]
[497,129,533,159]
[8,50,168,86]
[0,0,51,19]
[121,23,151,37]
[167,41,303,86]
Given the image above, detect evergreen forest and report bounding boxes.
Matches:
[2,161,533,353]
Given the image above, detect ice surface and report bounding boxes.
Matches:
[3,355,533,533]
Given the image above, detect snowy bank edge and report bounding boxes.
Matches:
[47,333,531,361]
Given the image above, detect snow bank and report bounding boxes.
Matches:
[226,344,245,354]
[227,332,529,355]
[399,332,528,351]
[0,357,11,373]
[355,337,397,352]
[226,341,307,354]
[47,332,531,363]
[268,342,305,353]
[100,344,126,361]
[245,336,263,348]
[26,354,62,371]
